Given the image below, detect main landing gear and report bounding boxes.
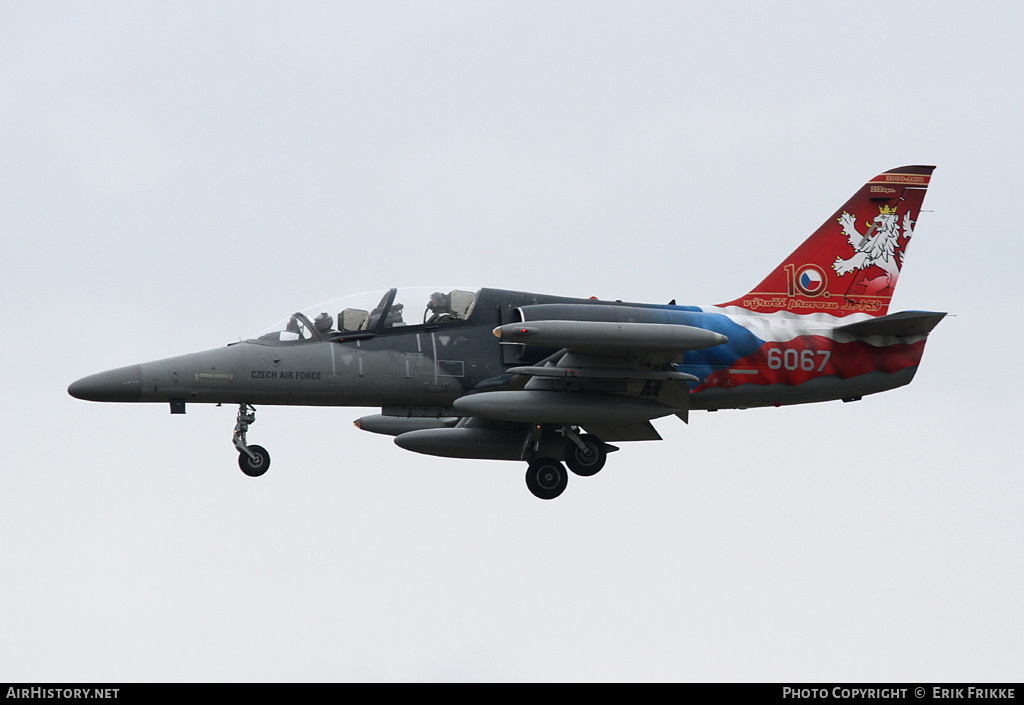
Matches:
[525,457,568,500]
[233,403,270,477]
[563,430,607,477]
[523,426,614,500]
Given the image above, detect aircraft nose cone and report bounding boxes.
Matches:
[68,364,142,402]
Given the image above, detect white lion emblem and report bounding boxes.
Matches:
[833,206,915,297]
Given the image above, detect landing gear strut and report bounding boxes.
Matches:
[233,403,270,477]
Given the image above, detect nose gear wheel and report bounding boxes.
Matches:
[238,444,270,476]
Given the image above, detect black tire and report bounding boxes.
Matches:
[564,434,606,477]
[525,457,568,500]
[238,445,270,477]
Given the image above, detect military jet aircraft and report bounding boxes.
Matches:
[69,166,944,499]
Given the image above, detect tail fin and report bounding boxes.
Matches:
[718,165,935,318]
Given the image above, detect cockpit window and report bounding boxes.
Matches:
[255,287,480,342]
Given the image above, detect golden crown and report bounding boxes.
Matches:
[878,204,899,215]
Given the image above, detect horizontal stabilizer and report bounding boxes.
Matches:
[835,310,946,337]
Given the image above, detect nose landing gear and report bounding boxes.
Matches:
[233,403,270,477]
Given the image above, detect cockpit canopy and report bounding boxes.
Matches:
[256,287,481,342]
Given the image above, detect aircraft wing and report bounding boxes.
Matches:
[459,320,731,440]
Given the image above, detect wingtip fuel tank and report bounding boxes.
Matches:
[354,414,458,436]
[493,320,727,354]
[453,390,678,425]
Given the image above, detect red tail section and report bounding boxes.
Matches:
[719,166,935,318]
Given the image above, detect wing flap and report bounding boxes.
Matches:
[581,420,663,442]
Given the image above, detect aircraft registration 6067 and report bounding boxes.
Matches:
[70,166,944,499]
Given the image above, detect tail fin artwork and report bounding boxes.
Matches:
[719,165,935,318]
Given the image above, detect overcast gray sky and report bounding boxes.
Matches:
[2,1,1021,682]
